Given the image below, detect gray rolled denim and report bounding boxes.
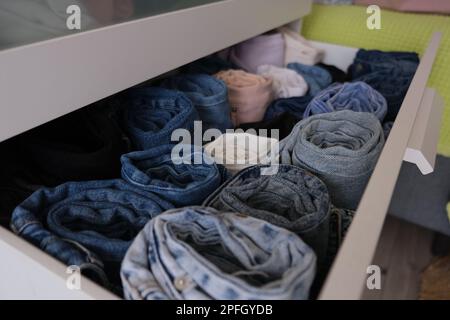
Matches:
[121,207,316,300]
[280,110,385,210]
[203,164,331,269]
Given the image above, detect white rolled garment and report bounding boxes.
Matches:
[279,27,325,66]
[204,133,279,175]
[257,65,308,99]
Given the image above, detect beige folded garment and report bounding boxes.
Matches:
[215,70,273,126]
[204,133,279,175]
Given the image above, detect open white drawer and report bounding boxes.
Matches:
[0,9,444,299]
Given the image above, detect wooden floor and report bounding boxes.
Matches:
[362,216,434,300]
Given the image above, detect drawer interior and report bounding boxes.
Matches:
[0,28,441,300]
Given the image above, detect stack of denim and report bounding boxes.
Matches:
[123,87,199,150]
[121,207,316,300]
[280,110,385,210]
[384,121,394,139]
[162,74,233,133]
[264,95,313,121]
[303,82,387,121]
[204,164,331,268]
[287,63,332,96]
[121,145,228,207]
[10,179,173,292]
[348,49,419,121]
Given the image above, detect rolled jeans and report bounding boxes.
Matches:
[203,164,331,270]
[121,206,316,300]
[349,49,419,121]
[303,81,387,122]
[280,110,385,210]
[123,87,199,150]
[162,74,233,133]
[10,179,173,291]
[121,144,229,207]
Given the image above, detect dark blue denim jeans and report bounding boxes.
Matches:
[121,144,229,207]
[263,95,312,122]
[121,206,316,300]
[287,63,332,96]
[303,82,387,121]
[10,179,173,292]
[349,49,419,122]
[123,87,199,150]
[162,74,233,133]
[203,164,330,269]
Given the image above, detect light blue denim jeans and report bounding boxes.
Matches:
[303,82,387,121]
[121,144,229,206]
[280,110,385,210]
[203,164,330,269]
[10,179,173,292]
[121,206,316,300]
[123,87,199,150]
[162,74,233,133]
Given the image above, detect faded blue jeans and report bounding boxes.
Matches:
[123,87,199,150]
[203,164,331,269]
[121,206,316,300]
[10,179,173,292]
[121,144,229,207]
[303,82,387,121]
[280,110,385,210]
[287,63,332,96]
[163,74,233,133]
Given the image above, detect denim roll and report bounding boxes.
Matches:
[121,145,228,207]
[264,95,313,121]
[162,74,233,133]
[215,70,273,126]
[303,82,388,121]
[256,65,308,99]
[121,206,316,300]
[238,113,301,140]
[17,108,128,187]
[203,164,331,268]
[229,33,285,73]
[204,134,279,175]
[123,87,199,150]
[287,63,332,96]
[10,179,173,291]
[280,110,385,210]
[349,49,419,121]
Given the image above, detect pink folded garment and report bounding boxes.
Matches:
[354,0,450,15]
[229,33,285,73]
[279,27,325,66]
[215,70,274,126]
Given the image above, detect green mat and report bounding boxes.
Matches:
[302,4,450,156]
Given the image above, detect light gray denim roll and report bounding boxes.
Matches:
[279,110,384,210]
[120,207,316,300]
